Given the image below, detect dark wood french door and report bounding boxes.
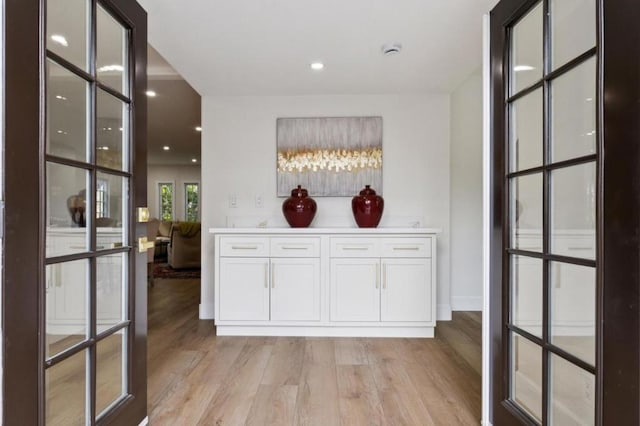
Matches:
[3,0,148,424]
[489,0,639,424]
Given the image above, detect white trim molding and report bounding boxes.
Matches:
[138,416,149,426]
[199,303,215,319]
[437,304,452,321]
[451,296,483,311]
[482,12,492,426]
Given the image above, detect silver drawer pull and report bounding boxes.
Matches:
[393,247,420,251]
[281,246,308,250]
[231,245,258,250]
[342,246,369,251]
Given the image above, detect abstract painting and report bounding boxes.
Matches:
[276,117,383,197]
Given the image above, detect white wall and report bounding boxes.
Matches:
[450,69,483,311]
[201,94,452,320]
[147,165,201,221]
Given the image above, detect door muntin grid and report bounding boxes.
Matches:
[44,0,134,424]
[505,0,598,424]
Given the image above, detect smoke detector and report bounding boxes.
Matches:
[381,43,402,56]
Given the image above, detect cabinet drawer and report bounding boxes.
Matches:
[219,236,270,257]
[271,237,320,257]
[381,238,431,258]
[330,238,380,257]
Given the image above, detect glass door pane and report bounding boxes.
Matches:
[550,0,596,70]
[46,0,89,71]
[97,5,128,95]
[510,2,543,94]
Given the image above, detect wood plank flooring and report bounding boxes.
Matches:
[148,278,482,425]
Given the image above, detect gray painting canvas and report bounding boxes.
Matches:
[276,117,383,197]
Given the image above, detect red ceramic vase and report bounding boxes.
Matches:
[282,185,317,228]
[352,185,384,228]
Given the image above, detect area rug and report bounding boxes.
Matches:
[153,262,200,279]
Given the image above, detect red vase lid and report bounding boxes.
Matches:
[358,185,378,196]
[291,185,308,197]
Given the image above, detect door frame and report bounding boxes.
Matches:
[2,0,148,424]
[487,0,640,424]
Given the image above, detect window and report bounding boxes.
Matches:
[158,182,173,220]
[185,183,199,221]
[96,179,109,218]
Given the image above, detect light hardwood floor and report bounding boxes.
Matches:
[148,278,482,425]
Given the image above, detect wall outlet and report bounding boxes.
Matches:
[255,195,264,208]
[228,194,237,208]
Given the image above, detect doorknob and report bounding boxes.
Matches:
[137,207,150,223]
[138,236,154,253]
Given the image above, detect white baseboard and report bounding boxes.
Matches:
[138,416,149,426]
[436,304,452,321]
[217,325,434,338]
[199,303,215,319]
[451,296,483,311]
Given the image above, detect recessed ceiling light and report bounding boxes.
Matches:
[56,130,67,135]
[55,95,67,101]
[191,158,198,163]
[195,126,202,132]
[98,64,124,72]
[586,97,593,102]
[50,34,68,47]
[146,90,157,97]
[163,146,170,151]
[119,127,124,131]
[310,62,324,71]
[514,65,535,72]
[98,146,109,151]
[586,130,596,136]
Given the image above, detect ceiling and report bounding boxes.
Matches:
[138,0,499,96]
[147,45,202,166]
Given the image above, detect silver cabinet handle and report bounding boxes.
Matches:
[264,263,268,288]
[342,246,368,251]
[393,247,420,251]
[281,246,308,250]
[232,245,258,250]
[383,263,387,289]
[375,263,380,289]
[271,263,275,289]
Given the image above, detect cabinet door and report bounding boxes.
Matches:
[381,258,431,322]
[219,257,270,321]
[271,258,320,321]
[51,260,87,321]
[330,258,380,322]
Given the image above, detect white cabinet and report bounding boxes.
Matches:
[330,238,434,324]
[271,258,320,321]
[219,257,270,321]
[330,258,380,322]
[46,229,124,336]
[212,229,438,337]
[381,258,431,322]
[217,236,321,323]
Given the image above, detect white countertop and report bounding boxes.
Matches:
[209,227,441,234]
